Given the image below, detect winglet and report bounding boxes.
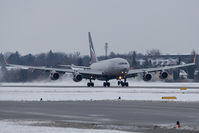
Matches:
[194,54,197,64]
[2,56,8,65]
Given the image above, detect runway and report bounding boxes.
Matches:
[1,82,199,132]
[1,84,199,89]
[0,101,199,132]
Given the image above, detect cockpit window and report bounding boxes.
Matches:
[119,62,128,65]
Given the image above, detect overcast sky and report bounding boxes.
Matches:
[0,0,199,56]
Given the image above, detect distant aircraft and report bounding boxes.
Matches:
[2,32,197,87]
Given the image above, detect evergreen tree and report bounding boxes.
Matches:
[132,51,137,67]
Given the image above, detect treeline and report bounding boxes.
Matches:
[0,50,90,82]
[0,49,198,82]
[3,51,90,67]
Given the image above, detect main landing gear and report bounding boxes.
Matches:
[118,79,128,87]
[103,80,110,87]
[87,79,94,87]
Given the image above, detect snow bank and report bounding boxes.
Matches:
[0,120,133,133]
[1,76,199,101]
[0,82,199,101]
[1,76,199,87]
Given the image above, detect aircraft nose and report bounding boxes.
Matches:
[123,63,130,69]
[122,68,128,71]
[122,63,130,73]
[121,68,129,74]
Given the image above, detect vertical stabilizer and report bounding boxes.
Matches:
[88,32,97,64]
[194,54,197,64]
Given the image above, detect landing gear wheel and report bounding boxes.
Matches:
[121,82,128,87]
[87,82,91,87]
[103,82,106,87]
[90,82,94,87]
[121,82,125,87]
[107,82,110,87]
[125,82,129,87]
[118,81,121,86]
[103,82,110,87]
[87,82,94,87]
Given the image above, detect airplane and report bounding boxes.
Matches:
[1,32,197,87]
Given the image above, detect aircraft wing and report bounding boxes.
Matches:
[127,62,196,76]
[4,63,102,77]
[128,54,197,76]
[5,63,75,73]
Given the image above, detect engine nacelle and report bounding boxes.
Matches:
[50,72,60,80]
[73,73,82,82]
[159,71,168,79]
[143,73,152,81]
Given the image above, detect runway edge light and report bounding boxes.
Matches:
[162,96,177,99]
[180,88,187,90]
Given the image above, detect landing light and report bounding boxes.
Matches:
[119,76,122,80]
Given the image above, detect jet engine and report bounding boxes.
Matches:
[143,73,152,81]
[73,73,82,82]
[159,71,168,79]
[50,72,60,80]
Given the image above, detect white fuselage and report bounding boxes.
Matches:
[90,58,130,76]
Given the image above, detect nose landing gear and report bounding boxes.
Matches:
[121,81,128,87]
[118,79,128,87]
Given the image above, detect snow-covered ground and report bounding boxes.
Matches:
[0,79,199,101]
[1,75,199,88]
[0,120,133,133]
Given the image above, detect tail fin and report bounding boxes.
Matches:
[194,54,197,64]
[88,32,97,64]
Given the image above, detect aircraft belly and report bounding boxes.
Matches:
[104,67,120,76]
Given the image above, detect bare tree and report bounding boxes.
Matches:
[191,49,197,55]
[146,49,161,56]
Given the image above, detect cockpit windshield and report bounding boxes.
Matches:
[119,62,128,65]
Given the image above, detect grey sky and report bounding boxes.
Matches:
[0,0,199,56]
